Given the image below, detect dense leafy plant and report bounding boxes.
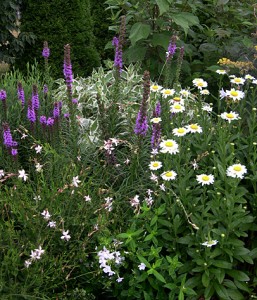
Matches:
[105,0,256,83]
[15,0,100,78]
[0,0,35,64]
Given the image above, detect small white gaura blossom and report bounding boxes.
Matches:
[35,145,43,154]
[61,230,71,241]
[104,197,113,212]
[150,172,158,182]
[84,195,91,202]
[41,209,51,220]
[35,163,43,172]
[72,176,81,187]
[18,169,28,181]
[0,170,5,178]
[138,262,146,270]
[130,195,140,208]
[48,221,56,228]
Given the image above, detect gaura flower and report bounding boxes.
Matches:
[161,88,175,98]
[220,111,240,123]
[230,77,245,85]
[201,239,218,247]
[216,69,226,75]
[192,78,208,89]
[226,88,245,101]
[202,104,213,113]
[72,176,81,187]
[226,164,247,179]
[160,139,179,154]
[150,84,162,92]
[170,103,185,113]
[172,127,188,137]
[138,263,146,270]
[161,170,177,181]
[149,161,163,170]
[196,174,214,186]
[18,169,28,181]
[186,123,203,133]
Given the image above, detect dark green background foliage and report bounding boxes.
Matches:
[16,0,100,78]
[0,0,35,64]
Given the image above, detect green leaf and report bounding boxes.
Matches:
[151,32,171,49]
[152,269,166,283]
[143,291,151,300]
[124,45,147,63]
[212,260,232,269]
[213,283,230,300]
[129,22,151,46]
[226,270,250,282]
[156,0,170,15]
[202,272,210,288]
[172,12,199,35]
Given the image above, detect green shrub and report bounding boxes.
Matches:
[15,0,100,78]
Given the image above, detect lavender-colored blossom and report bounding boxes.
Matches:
[72,98,78,104]
[134,71,150,137]
[53,102,60,119]
[0,90,7,101]
[27,100,36,123]
[155,101,161,117]
[46,117,54,126]
[112,36,122,73]
[64,113,70,119]
[32,85,40,111]
[11,148,18,156]
[42,41,50,59]
[166,36,177,60]
[3,123,13,148]
[63,44,73,97]
[40,115,47,125]
[17,82,25,106]
[43,84,48,94]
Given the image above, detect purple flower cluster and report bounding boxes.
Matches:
[32,85,40,111]
[166,36,177,60]
[134,71,150,137]
[27,99,36,123]
[17,82,25,106]
[2,123,18,156]
[42,41,50,59]
[0,90,7,101]
[112,37,122,74]
[151,102,162,150]
[63,44,73,97]
[53,101,62,119]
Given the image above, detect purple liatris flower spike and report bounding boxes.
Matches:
[53,102,60,119]
[155,101,161,117]
[0,90,7,101]
[134,71,150,137]
[166,35,177,60]
[42,41,50,59]
[27,99,36,123]
[63,44,73,97]
[32,85,40,111]
[40,115,47,125]
[46,117,54,126]
[11,148,18,156]
[17,82,25,106]
[3,123,13,148]
[112,36,122,74]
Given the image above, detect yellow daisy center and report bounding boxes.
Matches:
[152,85,158,90]
[202,175,210,181]
[174,104,181,109]
[197,82,204,87]
[177,128,185,133]
[152,162,159,167]
[230,91,238,97]
[234,78,242,83]
[164,90,171,95]
[165,172,173,177]
[173,97,181,102]
[226,113,234,119]
[190,124,198,130]
[233,166,242,172]
[165,141,173,147]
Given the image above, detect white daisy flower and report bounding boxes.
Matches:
[180,89,191,97]
[226,164,247,179]
[150,84,162,92]
[196,174,214,186]
[230,77,245,85]
[226,88,245,101]
[245,74,255,80]
[192,78,208,89]
[149,161,163,170]
[161,88,175,98]
[202,104,213,113]
[171,96,184,105]
[216,69,226,75]
[187,123,203,133]
[161,170,177,181]
[170,103,185,113]
[200,89,210,95]
[160,139,179,154]
[201,240,218,247]
[172,127,188,137]
[220,111,240,123]
[150,117,161,124]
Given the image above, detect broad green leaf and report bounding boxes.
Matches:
[129,22,151,46]
[212,260,232,269]
[151,32,171,49]
[143,291,151,300]
[226,288,244,300]
[124,45,147,63]
[226,270,250,282]
[156,0,170,15]
[172,12,199,35]
[213,283,230,300]
[202,272,210,288]
[152,269,166,283]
